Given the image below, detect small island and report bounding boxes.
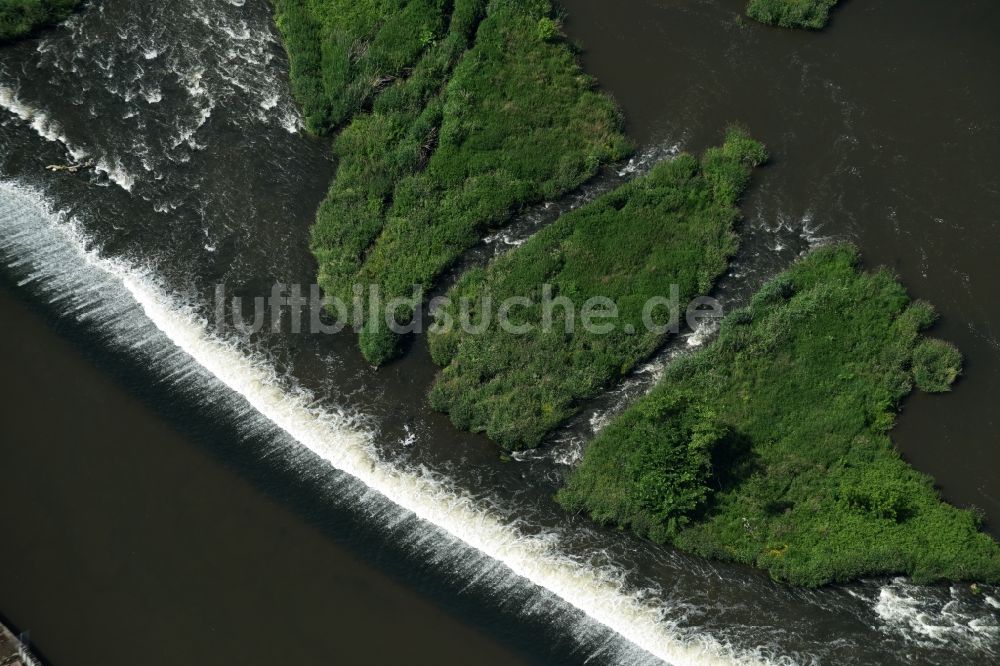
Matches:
[746,0,840,30]
[559,245,1000,586]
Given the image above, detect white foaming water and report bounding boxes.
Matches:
[1,0,303,206]
[142,88,163,105]
[872,579,999,651]
[617,141,684,178]
[0,180,775,666]
[686,319,720,348]
[93,156,136,192]
[798,212,831,249]
[0,84,141,193]
[0,85,80,154]
[755,209,832,256]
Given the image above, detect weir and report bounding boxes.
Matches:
[0,181,766,666]
[0,621,40,666]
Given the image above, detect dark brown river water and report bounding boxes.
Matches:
[0,1,997,664]
[0,284,532,666]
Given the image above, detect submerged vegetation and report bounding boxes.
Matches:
[274,0,630,365]
[0,0,81,43]
[428,129,767,450]
[558,245,1000,586]
[746,0,839,29]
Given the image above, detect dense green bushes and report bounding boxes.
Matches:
[559,390,729,543]
[305,0,488,339]
[273,0,456,133]
[428,129,767,450]
[275,0,630,365]
[0,0,81,43]
[559,245,1000,586]
[746,0,839,29]
[912,339,962,393]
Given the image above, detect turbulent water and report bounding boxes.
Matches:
[1,1,998,664]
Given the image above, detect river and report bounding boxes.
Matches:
[0,0,997,664]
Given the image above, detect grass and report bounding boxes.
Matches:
[0,0,81,43]
[746,0,839,29]
[558,245,1000,587]
[428,128,768,450]
[275,0,631,365]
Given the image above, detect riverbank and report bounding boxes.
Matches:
[0,0,81,43]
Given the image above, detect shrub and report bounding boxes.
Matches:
[746,0,839,30]
[559,390,728,542]
[359,318,401,368]
[536,16,558,42]
[750,274,795,308]
[912,338,962,393]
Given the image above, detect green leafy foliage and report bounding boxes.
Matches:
[275,0,631,365]
[429,129,767,449]
[0,0,81,43]
[746,0,839,30]
[912,338,963,393]
[359,316,401,366]
[558,390,728,543]
[307,0,487,354]
[561,245,1000,586]
[535,16,558,41]
[273,0,455,132]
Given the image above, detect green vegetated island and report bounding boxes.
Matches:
[429,128,767,449]
[746,0,840,29]
[274,0,1000,585]
[559,245,1000,586]
[0,0,81,43]
[274,0,629,365]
